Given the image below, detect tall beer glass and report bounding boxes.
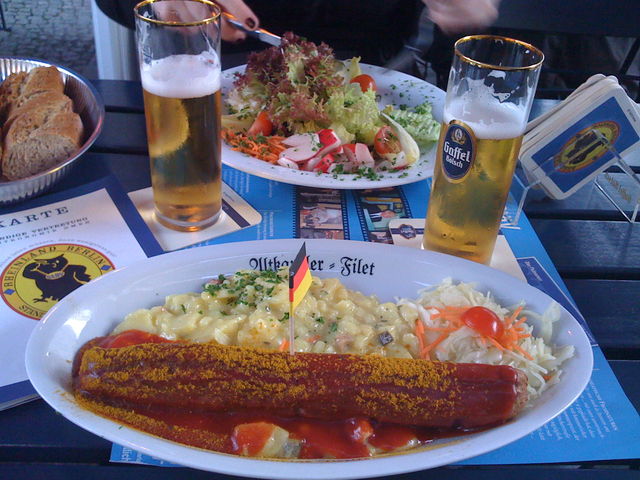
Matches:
[424,35,543,264]
[134,0,222,231]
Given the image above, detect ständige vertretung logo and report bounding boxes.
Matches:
[1,243,115,320]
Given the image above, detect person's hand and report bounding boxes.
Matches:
[423,0,500,34]
[148,0,259,42]
[215,0,260,42]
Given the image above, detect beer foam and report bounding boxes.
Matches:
[444,78,528,139]
[141,53,221,99]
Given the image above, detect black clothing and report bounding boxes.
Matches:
[95,0,422,65]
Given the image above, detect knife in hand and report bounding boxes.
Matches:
[222,12,282,47]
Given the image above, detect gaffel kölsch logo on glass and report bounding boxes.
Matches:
[441,121,476,180]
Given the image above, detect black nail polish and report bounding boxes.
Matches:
[245,18,256,29]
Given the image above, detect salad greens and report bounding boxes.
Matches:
[383,102,441,149]
[226,33,382,144]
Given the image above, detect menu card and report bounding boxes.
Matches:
[0,177,162,410]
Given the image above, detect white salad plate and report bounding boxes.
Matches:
[26,239,593,480]
[221,64,445,189]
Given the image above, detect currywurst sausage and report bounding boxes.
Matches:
[74,342,528,430]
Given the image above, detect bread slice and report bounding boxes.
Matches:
[2,111,83,180]
[4,90,73,135]
[0,71,27,122]
[16,66,65,105]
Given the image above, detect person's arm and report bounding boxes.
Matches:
[95,0,260,42]
[422,0,500,34]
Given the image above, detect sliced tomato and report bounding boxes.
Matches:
[247,111,273,136]
[350,74,377,93]
[373,125,401,155]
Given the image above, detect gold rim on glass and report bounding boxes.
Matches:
[134,0,221,27]
[454,35,544,71]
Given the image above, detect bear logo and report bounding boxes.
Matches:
[22,254,91,303]
[1,243,114,320]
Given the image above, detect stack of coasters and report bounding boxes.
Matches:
[519,75,640,199]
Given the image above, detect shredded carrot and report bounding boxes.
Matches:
[513,316,528,328]
[307,335,321,344]
[278,339,289,352]
[505,306,524,327]
[422,333,448,357]
[415,319,426,357]
[487,336,505,351]
[222,129,286,164]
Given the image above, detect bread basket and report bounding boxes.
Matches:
[0,57,105,205]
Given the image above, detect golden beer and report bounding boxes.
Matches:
[135,0,222,232]
[141,54,222,232]
[423,35,543,264]
[424,123,522,264]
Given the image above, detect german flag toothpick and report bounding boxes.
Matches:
[288,243,312,354]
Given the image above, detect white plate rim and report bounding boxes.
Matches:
[221,64,445,189]
[25,239,593,479]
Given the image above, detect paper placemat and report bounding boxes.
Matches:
[128,183,262,251]
[388,218,526,282]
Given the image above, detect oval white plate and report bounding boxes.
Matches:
[221,64,445,189]
[26,239,592,480]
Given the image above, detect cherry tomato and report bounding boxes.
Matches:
[373,125,401,155]
[461,306,504,339]
[350,74,377,93]
[247,111,273,136]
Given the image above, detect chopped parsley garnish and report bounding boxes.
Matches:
[354,166,380,181]
[328,322,338,334]
[279,312,290,323]
[204,269,286,306]
[180,304,186,313]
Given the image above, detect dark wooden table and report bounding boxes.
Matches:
[0,75,638,479]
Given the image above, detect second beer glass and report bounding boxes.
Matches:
[424,35,543,264]
[135,0,222,231]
